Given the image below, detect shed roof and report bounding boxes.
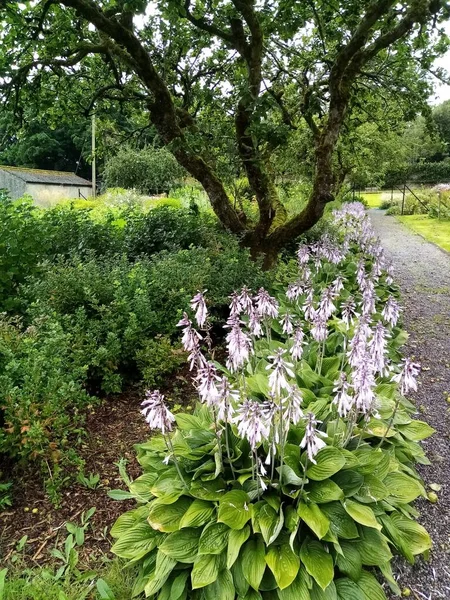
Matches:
[0,166,91,186]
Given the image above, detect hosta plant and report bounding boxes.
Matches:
[110,203,433,599]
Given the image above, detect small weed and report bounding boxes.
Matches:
[77,471,101,490]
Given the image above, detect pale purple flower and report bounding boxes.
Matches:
[352,357,376,414]
[177,312,202,351]
[382,296,401,327]
[385,263,394,286]
[303,289,316,321]
[196,362,221,406]
[248,310,264,338]
[283,385,304,425]
[235,400,271,450]
[225,315,252,372]
[297,244,310,265]
[266,348,295,396]
[311,313,328,342]
[347,317,371,367]
[332,373,354,418]
[187,346,207,371]
[392,358,420,396]
[190,291,208,328]
[369,321,389,375]
[361,280,376,316]
[300,412,327,464]
[216,376,239,422]
[141,390,175,434]
[331,276,344,296]
[286,282,303,302]
[229,292,242,317]
[255,288,279,319]
[290,327,305,361]
[340,297,358,329]
[318,286,337,320]
[279,311,294,335]
[356,259,366,289]
[238,286,253,315]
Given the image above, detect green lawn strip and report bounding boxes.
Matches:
[397,215,450,253]
[361,192,383,208]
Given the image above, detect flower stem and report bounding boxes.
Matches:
[164,434,188,489]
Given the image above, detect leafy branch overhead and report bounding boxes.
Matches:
[1,1,449,261]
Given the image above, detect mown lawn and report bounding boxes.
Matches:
[397,215,450,252]
[361,192,383,208]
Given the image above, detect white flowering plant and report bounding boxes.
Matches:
[110,203,433,600]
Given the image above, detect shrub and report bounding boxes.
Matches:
[103,147,185,195]
[379,199,394,210]
[110,202,432,599]
[0,194,48,312]
[135,337,185,388]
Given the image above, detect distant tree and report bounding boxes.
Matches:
[1,1,449,265]
[103,146,185,194]
[433,100,450,155]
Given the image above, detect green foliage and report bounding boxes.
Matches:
[135,337,185,389]
[103,147,185,195]
[110,207,432,598]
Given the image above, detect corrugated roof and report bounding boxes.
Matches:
[0,166,91,186]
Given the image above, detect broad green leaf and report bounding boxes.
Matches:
[306,448,345,481]
[352,449,384,475]
[277,569,311,600]
[129,472,158,501]
[242,537,266,590]
[384,472,425,504]
[285,506,300,532]
[204,569,235,600]
[336,542,362,581]
[320,502,359,540]
[147,497,191,532]
[231,557,250,596]
[310,580,338,600]
[111,522,162,559]
[227,525,250,569]
[259,503,284,545]
[300,540,334,591]
[397,420,435,441]
[190,478,227,501]
[342,500,381,530]
[356,571,387,600]
[110,508,147,538]
[265,544,300,589]
[308,480,344,503]
[0,568,6,600]
[353,527,392,566]
[145,552,176,596]
[335,578,365,600]
[175,413,209,430]
[159,528,201,563]
[354,476,388,504]
[298,503,330,540]
[199,522,230,555]
[381,513,431,562]
[150,471,185,504]
[170,571,190,600]
[179,498,215,528]
[96,578,115,600]
[242,590,263,600]
[191,554,221,589]
[218,490,251,530]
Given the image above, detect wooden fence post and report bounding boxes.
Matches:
[401,183,406,215]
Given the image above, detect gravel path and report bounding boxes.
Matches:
[369,210,450,599]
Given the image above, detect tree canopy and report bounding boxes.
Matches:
[1,0,449,263]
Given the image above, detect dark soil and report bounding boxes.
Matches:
[0,367,196,568]
[370,210,450,600]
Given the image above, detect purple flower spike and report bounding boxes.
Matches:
[190,291,208,328]
[141,390,175,434]
[300,412,327,464]
[392,358,420,396]
[255,288,279,319]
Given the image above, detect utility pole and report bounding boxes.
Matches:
[92,114,96,199]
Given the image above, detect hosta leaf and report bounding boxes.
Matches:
[298,503,330,540]
[308,480,344,503]
[397,420,435,441]
[336,542,362,581]
[306,447,345,481]
[191,554,221,589]
[199,522,230,555]
[356,571,387,600]
[150,471,185,504]
[145,552,176,596]
[147,497,191,532]
[354,527,392,566]
[242,590,263,600]
[204,569,235,600]
[242,537,266,590]
[159,528,201,563]
[342,500,381,530]
[129,472,158,501]
[310,580,337,600]
[175,413,210,430]
[218,490,251,530]
[321,503,359,540]
[300,540,334,591]
[335,578,365,600]
[384,473,425,504]
[381,513,431,562]
[111,522,163,559]
[231,557,250,596]
[110,508,147,539]
[179,499,215,528]
[332,471,364,497]
[190,478,227,501]
[285,506,300,533]
[354,476,388,504]
[277,569,311,600]
[365,419,396,438]
[227,525,250,569]
[259,503,284,545]
[265,544,300,590]
[170,571,190,600]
